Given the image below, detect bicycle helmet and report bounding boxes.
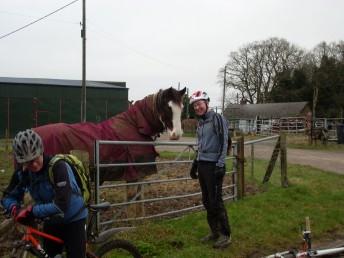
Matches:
[189,90,210,105]
[13,129,44,163]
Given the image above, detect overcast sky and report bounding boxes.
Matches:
[1,0,344,108]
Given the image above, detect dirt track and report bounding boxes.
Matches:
[245,143,344,175]
[156,134,344,174]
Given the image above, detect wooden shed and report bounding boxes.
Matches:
[224,102,311,134]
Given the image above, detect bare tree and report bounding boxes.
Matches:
[312,41,344,65]
[219,37,304,103]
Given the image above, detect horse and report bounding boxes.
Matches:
[306,127,329,145]
[34,87,186,183]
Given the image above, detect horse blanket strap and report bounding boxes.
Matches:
[214,113,225,161]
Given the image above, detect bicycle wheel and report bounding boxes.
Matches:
[95,239,141,258]
[265,252,296,258]
[278,254,295,258]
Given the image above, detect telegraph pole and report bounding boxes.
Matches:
[81,0,87,122]
[222,65,227,115]
[186,87,189,118]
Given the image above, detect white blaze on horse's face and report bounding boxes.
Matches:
[167,100,183,140]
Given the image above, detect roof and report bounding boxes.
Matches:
[0,77,126,89]
[224,102,309,119]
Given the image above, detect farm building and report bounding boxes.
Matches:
[224,102,311,134]
[0,77,128,137]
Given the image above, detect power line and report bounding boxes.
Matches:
[87,20,189,72]
[0,10,80,25]
[0,0,79,40]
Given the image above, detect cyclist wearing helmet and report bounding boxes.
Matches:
[189,90,231,249]
[1,129,87,258]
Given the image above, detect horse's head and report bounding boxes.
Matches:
[157,87,186,140]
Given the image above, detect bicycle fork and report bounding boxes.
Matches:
[303,216,312,250]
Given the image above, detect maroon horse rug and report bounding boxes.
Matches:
[34,87,186,182]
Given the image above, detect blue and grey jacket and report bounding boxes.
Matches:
[1,155,87,223]
[196,110,229,167]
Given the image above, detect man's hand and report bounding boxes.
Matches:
[214,166,226,179]
[15,205,34,225]
[190,160,198,179]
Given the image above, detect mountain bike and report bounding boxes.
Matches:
[265,217,344,258]
[9,202,142,258]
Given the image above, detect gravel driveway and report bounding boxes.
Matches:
[156,134,344,174]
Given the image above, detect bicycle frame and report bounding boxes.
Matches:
[86,202,133,244]
[14,224,64,257]
[14,222,101,258]
[23,226,64,247]
[265,217,344,257]
[11,202,139,258]
[267,247,344,257]
[12,203,103,257]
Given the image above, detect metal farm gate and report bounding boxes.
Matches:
[92,140,241,231]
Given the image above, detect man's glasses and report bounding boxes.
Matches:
[193,101,204,108]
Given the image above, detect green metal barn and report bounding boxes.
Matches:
[0,77,128,137]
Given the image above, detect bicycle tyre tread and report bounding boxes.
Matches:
[95,239,141,258]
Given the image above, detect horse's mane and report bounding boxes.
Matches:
[112,92,165,139]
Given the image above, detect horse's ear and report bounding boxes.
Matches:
[179,87,186,96]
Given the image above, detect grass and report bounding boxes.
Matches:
[2,147,344,257]
[0,149,13,191]
[286,134,344,152]
[181,131,196,137]
[119,159,344,258]
[288,142,344,151]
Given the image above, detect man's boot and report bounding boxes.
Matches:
[200,232,219,243]
[202,215,219,243]
[213,234,231,248]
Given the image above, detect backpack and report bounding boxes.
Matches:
[48,154,91,204]
[213,113,232,155]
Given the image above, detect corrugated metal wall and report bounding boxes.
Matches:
[0,82,128,137]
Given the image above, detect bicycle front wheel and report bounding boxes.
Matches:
[11,244,37,258]
[95,239,141,258]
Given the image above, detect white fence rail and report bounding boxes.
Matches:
[229,117,344,141]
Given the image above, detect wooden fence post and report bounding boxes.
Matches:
[237,136,245,199]
[250,144,254,177]
[262,136,280,183]
[280,133,288,187]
